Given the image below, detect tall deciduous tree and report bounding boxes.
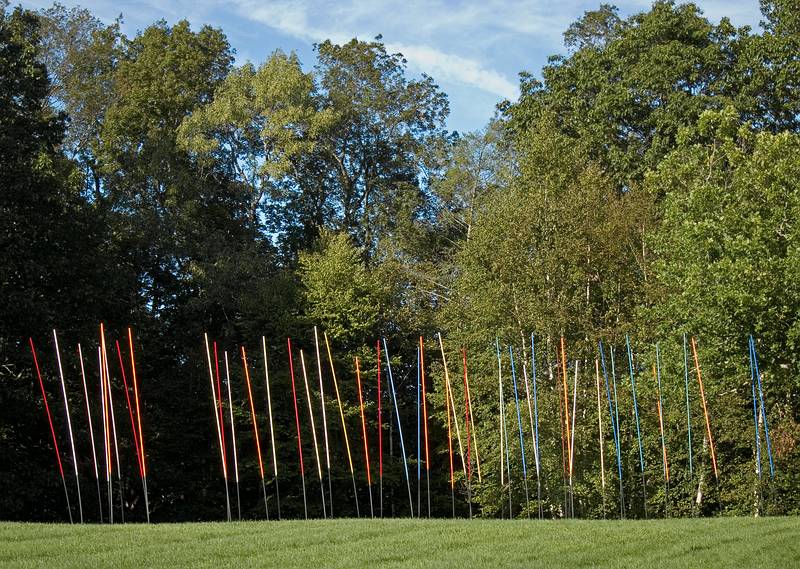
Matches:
[504,1,748,188]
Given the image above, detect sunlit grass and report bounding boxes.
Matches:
[0,516,797,568]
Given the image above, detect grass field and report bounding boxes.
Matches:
[1,517,798,568]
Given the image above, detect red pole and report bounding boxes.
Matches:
[288,338,308,518]
[462,348,472,483]
[115,341,142,477]
[377,340,382,516]
[355,357,374,518]
[30,337,72,522]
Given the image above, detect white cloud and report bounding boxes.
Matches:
[230,0,519,100]
[386,42,518,100]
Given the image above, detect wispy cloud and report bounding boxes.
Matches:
[385,42,518,100]
[20,0,764,132]
[230,0,519,100]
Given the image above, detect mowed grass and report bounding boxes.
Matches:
[0,517,797,568]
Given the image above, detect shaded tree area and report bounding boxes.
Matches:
[1,0,799,522]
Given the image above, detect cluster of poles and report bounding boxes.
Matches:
[199,328,777,521]
[28,325,149,524]
[29,324,775,522]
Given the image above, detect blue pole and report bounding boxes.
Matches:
[599,341,623,487]
[509,345,530,517]
[626,335,645,473]
[750,335,774,478]
[608,344,625,517]
[626,334,648,517]
[496,338,513,517]
[417,344,422,511]
[748,337,762,479]
[509,347,528,479]
[382,338,414,517]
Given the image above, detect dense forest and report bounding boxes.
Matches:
[1,0,799,522]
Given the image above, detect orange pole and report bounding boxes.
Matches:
[128,329,146,478]
[214,342,228,471]
[691,338,718,479]
[463,347,481,481]
[115,340,142,476]
[420,337,430,472]
[355,357,374,517]
[242,346,265,481]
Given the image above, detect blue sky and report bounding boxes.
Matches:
[21,0,763,133]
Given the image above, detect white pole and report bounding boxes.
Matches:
[261,337,281,519]
[314,327,333,517]
[223,351,241,520]
[53,330,83,523]
[300,349,326,518]
[77,344,102,522]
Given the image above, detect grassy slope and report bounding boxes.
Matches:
[0,517,798,568]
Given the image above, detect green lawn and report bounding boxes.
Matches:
[0,517,797,568]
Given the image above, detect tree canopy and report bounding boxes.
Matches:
[2,0,800,521]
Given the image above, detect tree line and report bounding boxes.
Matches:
[1,0,799,521]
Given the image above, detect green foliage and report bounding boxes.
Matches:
[299,232,384,346]
[447,120,650,347]
[3,0,800,522]
[505,1,750,187]
[645,108,800,512]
